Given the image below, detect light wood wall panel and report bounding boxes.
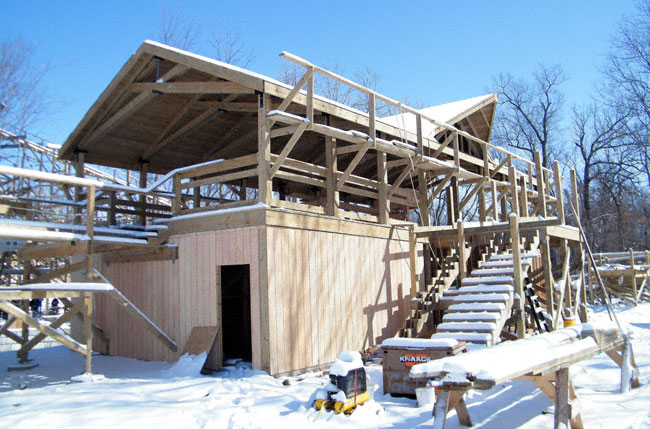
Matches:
[265,225,414,375]
[95,226,261,364]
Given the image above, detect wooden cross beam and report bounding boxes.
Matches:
[17,300,85,359]
[128,81,254,94]
[336,140,372,191]
[0,299,88,356]
[458,177,488,212]
[80,64,189,149]
[269,121,309,179]
[142,107,221,161]
[387,163,414,199]
[427,174,454,206]
[274,68,314,117]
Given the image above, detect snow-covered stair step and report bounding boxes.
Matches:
[480,260,531,269]
[431,332,491,345]
[489,252,539,261]
[471,267,515,277]
[442,312,499,323]
[452,293,511,304]
[463,276,514,286]
[448,302,506,312]
[455,284,514,295]
[436,321,496,333]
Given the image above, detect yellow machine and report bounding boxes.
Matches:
[313,351,371,414]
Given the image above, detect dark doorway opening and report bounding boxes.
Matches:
[220,264,252,362]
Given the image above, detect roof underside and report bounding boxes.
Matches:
[60,41,497,184]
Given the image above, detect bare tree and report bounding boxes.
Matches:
[570,103,630,239]
[491,65,566,168]
[158,5,200,50]
[208,26,254,68]
[278,61,389,115]
[0,36,49,129]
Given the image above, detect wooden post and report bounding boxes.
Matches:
[630,248,638,302]
[138,161,148,225]
[86,185,95,279]
[325,136,339,217]
[306,66,314,126]
[377,151,389,224]
[108,191,117,225]
[510,213,526,338]
[446,186,456,225]
[491,180,499,220]
[562,239,572,312]
[541,236,555,322]
[451,176,460,222]
[369,93,376,143]
[457,220,467,283]
[73,151,85,225]
[535,151,547,217]
[21,261,32,363]
[520,175,529,216]
[418,170,430,226]
[172,174,181,215]
[554,367,570,428]
[415,112,430,226]
[500,194,508,222]
[509,164,520,217]
[478,185,486,221]
[409,225,418,297]
[553,161,565,224]
[193,186,201,210]
[83,292,93,374]
[571,169,587,319]
[257,92,272,205]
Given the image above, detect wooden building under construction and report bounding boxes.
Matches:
[0,41,588,376]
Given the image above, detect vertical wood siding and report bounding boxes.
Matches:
[95,226,260,364]
[265,226,412,375]
[94,222,413,376]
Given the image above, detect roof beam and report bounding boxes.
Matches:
[144,107,221,161]
[79,64,189,150]
[129,81,254,94]
[201,114,251,162]
[140,93,203,160]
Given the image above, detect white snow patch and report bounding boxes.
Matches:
[329,350,363,376]
[381,338,459,348]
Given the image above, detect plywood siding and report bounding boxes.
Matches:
[95,226,261,364]
[265,226,415,375]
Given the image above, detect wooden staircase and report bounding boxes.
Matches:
[399,244,470,338]
[432,228,542,346]
[433,251,539,346]
[399,228,543,344]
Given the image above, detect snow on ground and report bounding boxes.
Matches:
[1,301,649,428]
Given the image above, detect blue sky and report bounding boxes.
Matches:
[3,0,639,145]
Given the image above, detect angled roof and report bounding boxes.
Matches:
[60,41,497,178]
[381,94,497,142]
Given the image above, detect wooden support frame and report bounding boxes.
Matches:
[510,213,526,338]
[324,136,339,217]
[257,92,272,204]
[269,121,309,179]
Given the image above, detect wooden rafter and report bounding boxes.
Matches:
[129,81,254,94]
[459,177,488,212]
[387,163,414,199]
[201,113,251,161]
[428,173,454,206]
[270,121,309,179]
[80,64,189,149]
[336,140,372,191]
[145,107,221,160]
[140,93,203,160]
[431,132,455,159]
